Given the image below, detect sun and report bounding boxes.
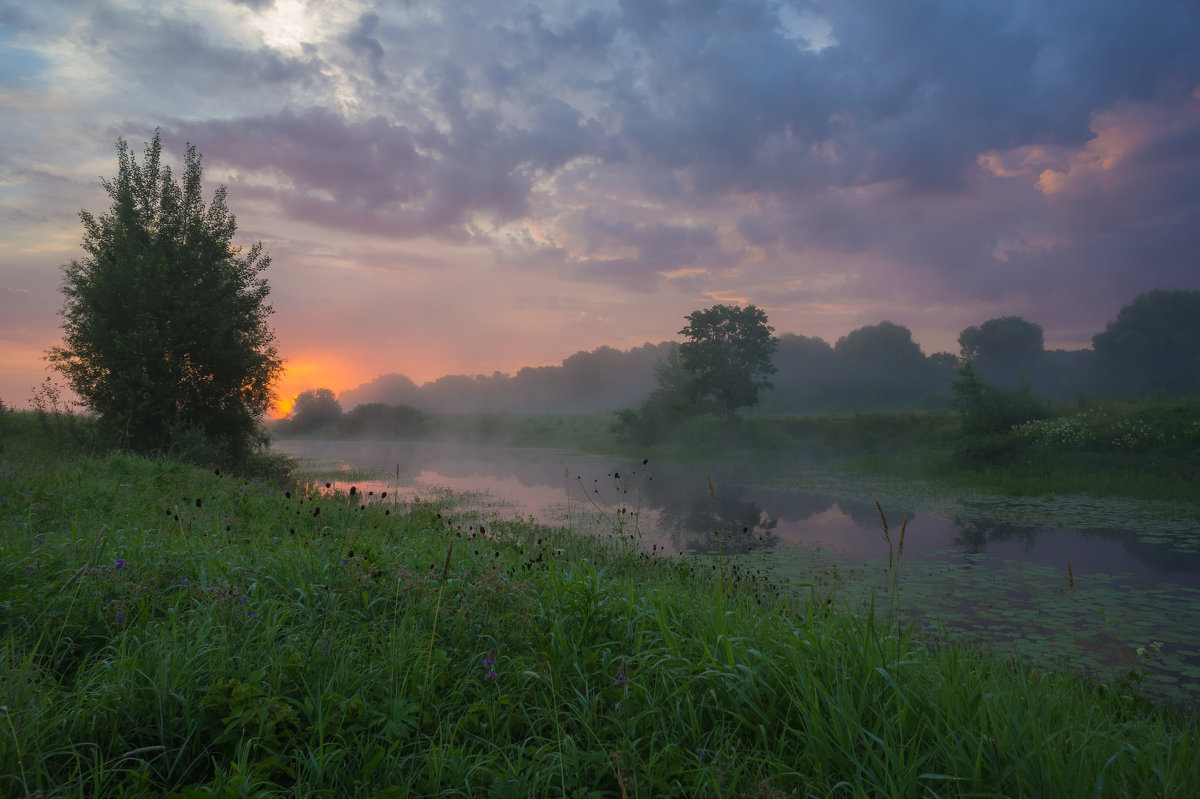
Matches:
[249,0,324,53]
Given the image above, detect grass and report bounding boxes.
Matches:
[839,396,1200,503]
[8,412,1199,796]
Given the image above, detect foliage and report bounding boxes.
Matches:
[951,363,1048,438]
[824,321,948,406]
[612,345,690,445]
[678,304,779,418]
[336,402,428,438]
[47,130,282,464]
[838,394,1200,502]
[283,387,342,433]
[1092,289,1200,395]
[835,320,925,364]
[958,316,1045,385]
[3,431,1200,796]
[1011,397,1200,453]
[339,343,676,415]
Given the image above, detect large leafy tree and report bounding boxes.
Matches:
[1092,289,1200,395]
[285,388,343,433]
[48,131,282,460]
[958,316,1045,385]
[678,304,778,418]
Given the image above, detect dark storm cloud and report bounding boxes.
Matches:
[347,12,387,85]
[571,210,720,265]
[521,5,618,61]
[600,0,1200,201]
[177,94,601,240]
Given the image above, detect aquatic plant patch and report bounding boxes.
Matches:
[782,470,1200,553]
[738,542,1200,709]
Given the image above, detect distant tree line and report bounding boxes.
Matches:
[335,343,675,415]
[281,289,1200,435]
[277,390,429,438]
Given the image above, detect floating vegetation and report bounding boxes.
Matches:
[783,470,1200,552]
[735,534,1200,709]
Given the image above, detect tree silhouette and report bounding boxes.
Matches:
[678,304,779,418]
[48,130,282,461]
[1093,290,1200,395]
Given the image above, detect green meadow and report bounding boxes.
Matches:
[3,411,1200,797]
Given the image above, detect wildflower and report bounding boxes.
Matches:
[483,650,499,681]
[117,614,126,622]
[113,558,127,570]
[616,661,630,687]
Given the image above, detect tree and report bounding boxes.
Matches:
[831,321,932,404]
[286,388,342,432]
[48,131,282,461]
[612,344,688,445]
[951,363,1046,437]
[958,316,1044,385]
[834,321,925,364]
[337,402,427,438]
[678,304,778,418]
[1092,290,1200,395]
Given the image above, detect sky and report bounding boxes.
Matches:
[2,0,1199,415]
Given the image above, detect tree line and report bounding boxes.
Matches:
[283,290,1200,436]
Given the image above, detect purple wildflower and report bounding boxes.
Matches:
[113,558,127,570]
[117,614,126,622]
[483,649,499,681]
[616,662,630,687]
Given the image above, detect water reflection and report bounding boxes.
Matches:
[953,516,1043,554]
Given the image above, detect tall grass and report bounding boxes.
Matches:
[3,412,1198,796]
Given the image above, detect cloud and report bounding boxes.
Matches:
[346,12,387,85]
[81,3,327,91]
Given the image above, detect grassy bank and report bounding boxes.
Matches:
[3,414,1199,796]
[840,395,1200,503]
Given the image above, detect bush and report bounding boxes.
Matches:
[611,391,689,446]
[951,363,1048,437]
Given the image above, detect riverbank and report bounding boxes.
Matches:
[3,417,1199,796]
